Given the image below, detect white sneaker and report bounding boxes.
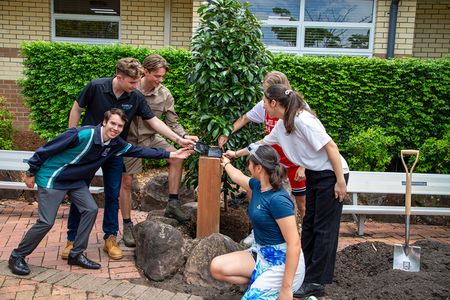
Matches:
[240,230,255,248]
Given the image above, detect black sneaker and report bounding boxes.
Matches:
[294,282,325,298]
[8,255,30,276]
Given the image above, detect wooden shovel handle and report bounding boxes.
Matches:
[401,150,420,216]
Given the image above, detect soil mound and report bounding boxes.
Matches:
[327,239,450,299]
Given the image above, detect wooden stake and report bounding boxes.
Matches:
[196,156,222,238]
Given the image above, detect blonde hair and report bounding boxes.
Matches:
[263,71,292,90]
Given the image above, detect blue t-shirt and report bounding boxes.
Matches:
[247,178,295,245]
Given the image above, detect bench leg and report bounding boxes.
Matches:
[355,214,367,236]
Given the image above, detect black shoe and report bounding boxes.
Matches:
[68,253,101,269]
[294,282,325,298]
[8,255,30,276]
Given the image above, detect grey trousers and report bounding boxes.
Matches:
[12,186,98,258]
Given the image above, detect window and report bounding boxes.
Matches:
[52,0,120,43]
[243,0,375,56]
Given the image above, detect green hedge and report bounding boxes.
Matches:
[0,97,13,150]
[19,41,193,140]
[19,42,450,173]
[270,55,449,173]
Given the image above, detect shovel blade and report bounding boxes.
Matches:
[393,244,421,272]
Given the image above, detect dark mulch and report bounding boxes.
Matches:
[327,239,450,299]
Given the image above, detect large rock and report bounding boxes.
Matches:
[135,220,185,281]
[183,233,243,289]
[137,173,195,211]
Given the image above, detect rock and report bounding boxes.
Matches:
[147,213,179,227]
[135,220,185,281]
[183,233,244,289]
[181,201,197,220]
[137,173,195,211]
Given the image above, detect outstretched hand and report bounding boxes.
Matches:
[218,135,229,148]
[224,150,238,159]
[184,135,199,143]
[221,156,230,167]
[170,148,194,160]
[178,138,196,148]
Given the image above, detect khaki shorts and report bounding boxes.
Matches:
[123,134,173,175]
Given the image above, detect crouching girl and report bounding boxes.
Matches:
[210,144,304,300]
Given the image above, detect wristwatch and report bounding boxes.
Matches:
[25,170,34,177]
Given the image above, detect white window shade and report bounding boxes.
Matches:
[52,0,120,44]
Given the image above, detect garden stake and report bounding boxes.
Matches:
[393,150,421,272]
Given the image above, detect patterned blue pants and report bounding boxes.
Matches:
[242,243,305,299]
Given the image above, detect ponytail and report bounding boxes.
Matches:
[268,164,287,191]
[264,84,311,134]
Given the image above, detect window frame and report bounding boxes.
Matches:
[51,0,121,44]
[257,0,376,56]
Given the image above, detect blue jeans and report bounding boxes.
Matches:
[67,155,123,241]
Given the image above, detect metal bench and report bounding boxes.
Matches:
[343,171,450,235]
[0,149,103,194]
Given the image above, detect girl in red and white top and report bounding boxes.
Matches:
[219,71,308,219]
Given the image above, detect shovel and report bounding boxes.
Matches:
[393,149,421,272]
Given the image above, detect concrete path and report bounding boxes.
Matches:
[1,199,449,299]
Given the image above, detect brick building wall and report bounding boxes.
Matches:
[171,0,194,47]
[121,0,165,48]
[373,0,417,57]
[192,0,202,35]
[120,0,192,49]
[413,0,450,58]
[0,0,50,131]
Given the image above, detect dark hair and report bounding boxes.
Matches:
[248,145,286,191]
[264,84,311,134]
[115,57,144,79]
[104,108,128,124]
[143,54,169,72]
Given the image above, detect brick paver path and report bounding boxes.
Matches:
[1,199,449,299]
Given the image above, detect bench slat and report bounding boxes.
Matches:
[347,171,450,196]
[343,205,450,216]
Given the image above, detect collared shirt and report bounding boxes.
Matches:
[127,84,185,144]
[27,124,170,190]
[77,77,155,139]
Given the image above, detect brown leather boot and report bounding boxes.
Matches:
[103,235,123,260]
[61,241,74,260]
